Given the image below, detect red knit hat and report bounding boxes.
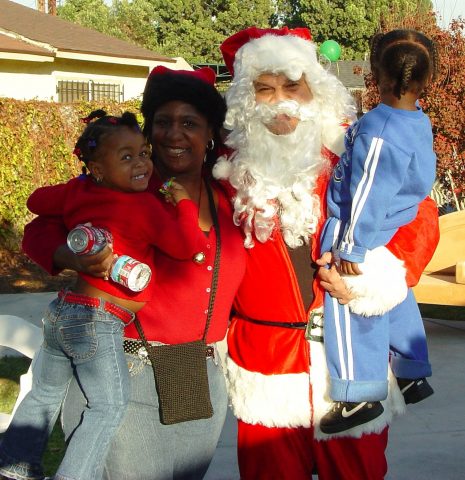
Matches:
[221,26,312,76]
[149,65,216,85]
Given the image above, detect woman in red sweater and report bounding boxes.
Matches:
[20,67,246,480]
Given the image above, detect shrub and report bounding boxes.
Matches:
[0,98,141,251]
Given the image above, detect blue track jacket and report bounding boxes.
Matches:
[327,102,436,263]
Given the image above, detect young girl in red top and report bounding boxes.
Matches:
[0,110,206,480]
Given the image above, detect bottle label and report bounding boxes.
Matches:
[110,255,152,292]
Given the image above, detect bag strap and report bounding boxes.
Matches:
[135,178,221,345]
[202,179,221,340]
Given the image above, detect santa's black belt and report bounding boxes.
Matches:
[235,312,307,330]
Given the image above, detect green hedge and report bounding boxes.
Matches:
[0,98,141,251]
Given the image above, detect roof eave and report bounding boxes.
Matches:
[0,51,54,62]
[56,49,176,65]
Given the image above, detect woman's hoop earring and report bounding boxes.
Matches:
[207,139,215,151]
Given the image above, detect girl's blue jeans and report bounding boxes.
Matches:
[0,294,132,480]
[62,344,228,480]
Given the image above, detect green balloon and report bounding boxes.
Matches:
[319,40,341,62]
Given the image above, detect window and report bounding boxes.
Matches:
[57,80,123,102]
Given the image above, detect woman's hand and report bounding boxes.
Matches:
[53,244,115,279]
[316,252,354,304]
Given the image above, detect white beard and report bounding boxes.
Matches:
[214,100,329,248]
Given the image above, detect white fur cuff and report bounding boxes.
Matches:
[342,246,408,317]
[225,341,407,438]
[225,356,312,428]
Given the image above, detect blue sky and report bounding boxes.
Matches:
[9,0,465,30]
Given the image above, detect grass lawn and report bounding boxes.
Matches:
[0,356,65,476]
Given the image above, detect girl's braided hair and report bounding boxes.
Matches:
[73,109,142,171]
[370,29,439,99]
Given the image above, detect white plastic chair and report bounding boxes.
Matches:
[0,315,43,433]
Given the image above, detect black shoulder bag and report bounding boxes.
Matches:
[134,180,220,425]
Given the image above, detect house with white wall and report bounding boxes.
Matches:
[0,0,191,102]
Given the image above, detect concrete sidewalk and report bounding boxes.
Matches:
[1,293,464,479]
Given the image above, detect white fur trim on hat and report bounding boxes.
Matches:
[342,246,408,317]
[233,33,319,84]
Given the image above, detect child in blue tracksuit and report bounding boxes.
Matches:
[320,30,439,434]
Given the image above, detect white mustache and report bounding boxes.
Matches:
[254,100,316,124]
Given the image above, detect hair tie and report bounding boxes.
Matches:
[88,139,97,148]
[108,117,118,124]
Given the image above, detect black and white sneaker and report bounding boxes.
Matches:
[320,401,384,434]
[397,377,434,404]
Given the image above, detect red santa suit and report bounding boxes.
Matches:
[225,150,438,480]
[217,27,440,479]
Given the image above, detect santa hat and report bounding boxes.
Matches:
[220,26,319,86]
[149,65,216,86]
[220,26,356,156]
[221,27,312,77]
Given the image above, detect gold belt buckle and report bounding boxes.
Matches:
[305,309,324,343]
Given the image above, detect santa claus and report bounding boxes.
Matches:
[213,26,439,479]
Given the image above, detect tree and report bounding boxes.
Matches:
[214,0,275,37]
[149,0,277,63]
[58,0,280,63]
[363,12,465,198]
[57,0,437,64]
[58,0,114,36]
[111,0,159,51]
[59,0,161,49]
[148,0,224,63]
[282,0,432,59]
